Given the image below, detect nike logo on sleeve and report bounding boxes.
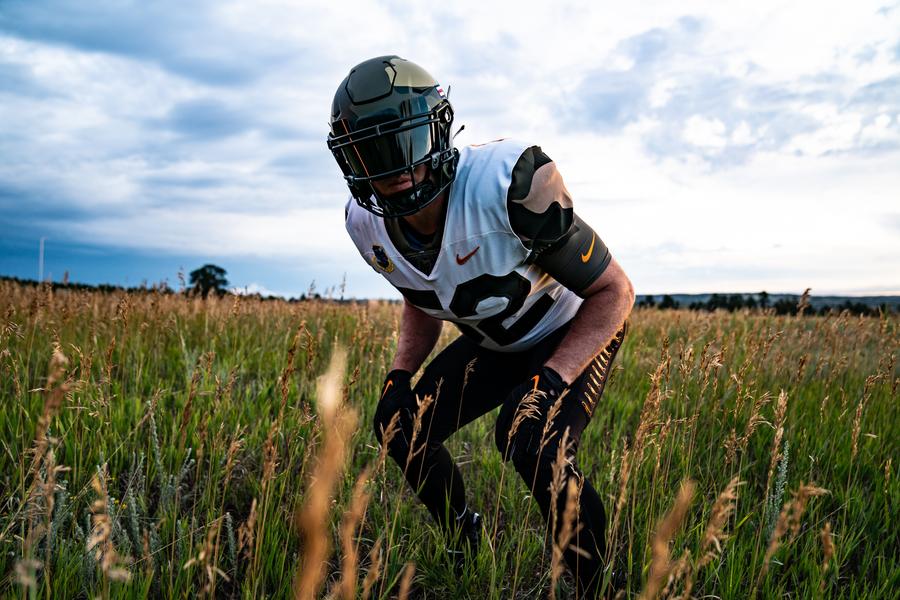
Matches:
[580,233,596,263]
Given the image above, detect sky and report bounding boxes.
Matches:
[1,0,899,298]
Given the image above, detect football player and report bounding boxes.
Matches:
[328,56,634,597]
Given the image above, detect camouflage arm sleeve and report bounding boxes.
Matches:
[507,146,611,295]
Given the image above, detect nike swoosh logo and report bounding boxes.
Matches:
[381,380,393,400]
[581,233,596,263]
[456,245,480,265]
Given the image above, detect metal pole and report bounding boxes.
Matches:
[39,237,45,282]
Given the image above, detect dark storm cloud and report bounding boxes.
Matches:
[0,0,291,86]
[0,180,137,249]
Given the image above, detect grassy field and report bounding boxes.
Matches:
[1,281,897,599]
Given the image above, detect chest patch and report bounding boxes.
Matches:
[371,245,395,273]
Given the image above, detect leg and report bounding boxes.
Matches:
[497,324,627,597]
[373,333,531,532]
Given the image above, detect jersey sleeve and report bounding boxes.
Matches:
[506,146,611,295]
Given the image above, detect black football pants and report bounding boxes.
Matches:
[373,321,626,596]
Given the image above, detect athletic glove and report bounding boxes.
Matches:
[495,366,568,462]
[373,369,416,445]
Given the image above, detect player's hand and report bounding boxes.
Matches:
[373,369,416,445]
[495,366,568,462]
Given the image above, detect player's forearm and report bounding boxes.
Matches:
[390,300,443,374]
[544,278,634,384]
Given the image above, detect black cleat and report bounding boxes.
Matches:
[446,508,482,574]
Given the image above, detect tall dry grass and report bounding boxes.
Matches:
[0,280,896,598]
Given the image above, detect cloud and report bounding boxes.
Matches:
[0,59,55,97]
[569,15,900,167]
[231,282,285,297]
[851,74,900,105]
[0,0,292,86]
[1,1,899,297]
[154,98,255,140]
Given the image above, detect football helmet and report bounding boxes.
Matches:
[328,55,458,218]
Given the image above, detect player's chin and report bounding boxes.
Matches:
[375,181,413,196]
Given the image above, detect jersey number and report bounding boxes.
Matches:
[399,272,555,346]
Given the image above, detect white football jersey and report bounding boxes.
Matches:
[345,138,584,352]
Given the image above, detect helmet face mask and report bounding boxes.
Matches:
[328,56,459,218]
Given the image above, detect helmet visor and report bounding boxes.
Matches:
[336,116,436,180]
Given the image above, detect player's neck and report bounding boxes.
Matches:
[401,193,447,237]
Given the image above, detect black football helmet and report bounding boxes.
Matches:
[328,55,459,218]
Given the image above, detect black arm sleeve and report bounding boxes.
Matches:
[534,214,611,296]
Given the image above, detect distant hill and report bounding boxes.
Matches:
[638,293,900,310]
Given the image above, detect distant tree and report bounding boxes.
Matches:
[758,291,770,308]
[189,264,229,298]
[659,294,679,309]
[638,294,656,308]
[706,293,723,311]
[773,298,796,315]
[726,294,745,311]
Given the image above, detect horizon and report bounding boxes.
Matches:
[2,1,899,298]
[4,271,898,300]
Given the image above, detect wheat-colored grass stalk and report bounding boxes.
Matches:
[87,466,131,600]
[850,396,866,464]
[397,561,416,599]
[183,516,228,597]
[819,521,834,591]
[222,428,244,490]
[637,479,695,600]
[660,548,691,599]
[726,392,772,463]
[29,344,70,476]
[490,376,545,580]
[294,346,354,600]
[697,476,743,569]
[15,344,72,591]
[797,288,812,316]
[547,428,579,600]
[404,391,436,469]
[237,498,257,562]
[360,538,383,600]
[336,466,373,600]
[634,360,666,468]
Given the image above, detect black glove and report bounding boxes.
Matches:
[495,366,567,462]
[373,369,415,446]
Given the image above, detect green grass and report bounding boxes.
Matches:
[0,281,897,598]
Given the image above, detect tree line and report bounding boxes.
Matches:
[637,292,895,317]
[0,265,357,304]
